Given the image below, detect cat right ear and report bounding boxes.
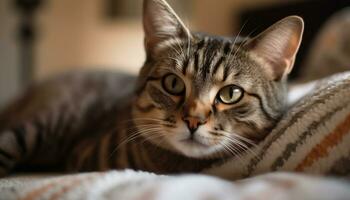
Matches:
[244,16,304,81]
[143,0,191,58]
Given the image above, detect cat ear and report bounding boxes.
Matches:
[143,0,191,57]
[244,16,304,81]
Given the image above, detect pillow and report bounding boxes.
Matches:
[206,71,350,180]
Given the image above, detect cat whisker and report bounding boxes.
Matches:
[132,123,172,129]
[157,66,174,71]
[140,131,165,144]
[224,136,249,153]
[120,118,174,126]
[222,134,258,158]
[122,117,166,122]
[232,134,258,147]
[230,21,250,54]
[225,20,248,64]
[109,125,165,158]
[220,141,247,166]
[186,34,191,57]
[108,132,142,159]
[171,40,189,72]
[118,127,153,145]
[131,127,166,145]
[231,27,258,63]
[225,135,253,150]
[212,146,227,160]
[175,40,186,59]
[224,140,250,164]
[213,129,258,159]
[133,126,165,135]
[168,57,184,71]
[214,129,258,147]
[181,19,192,57]
[168,41,186,61]
[122,123,164,131]
[133,124,165,135]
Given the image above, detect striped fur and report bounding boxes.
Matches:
[0,0,303,176]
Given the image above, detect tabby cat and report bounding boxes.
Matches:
[0,0,303,176]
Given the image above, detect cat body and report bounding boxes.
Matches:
[0,72,219,174]
[0,0,303,176]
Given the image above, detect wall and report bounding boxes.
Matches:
[0,0,297,108]
[0,0,20,108]
[35,0,145,79]
[35,0,297,79]
[35,0,193,79]
[192,0,297,35]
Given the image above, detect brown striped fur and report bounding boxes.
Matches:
[0,0,303,176]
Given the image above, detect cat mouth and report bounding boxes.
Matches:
[180,138,208,148]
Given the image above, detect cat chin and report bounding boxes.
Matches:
[162,125,224,158]
[169,139,222,159]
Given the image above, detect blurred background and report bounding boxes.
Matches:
[0,0,349,108]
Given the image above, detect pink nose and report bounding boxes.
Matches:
[182,116,206,134]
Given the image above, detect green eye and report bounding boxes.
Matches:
[162,74,185,95]
[217,85,244,104]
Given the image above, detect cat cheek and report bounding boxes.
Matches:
[215,103,238,112]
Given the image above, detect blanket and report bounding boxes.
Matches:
[206,72,350,179]
[1,171,350,200]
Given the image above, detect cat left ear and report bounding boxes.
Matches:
[244,16,304,81]
[143,0,191,58]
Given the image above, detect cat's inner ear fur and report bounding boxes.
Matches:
[244,16,304,81]
[143,0,191,58]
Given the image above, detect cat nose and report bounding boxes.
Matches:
[182,116,207,134]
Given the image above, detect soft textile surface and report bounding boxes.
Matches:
[1,171,350,200]
[1,71,350,200]
[206,71,350,179]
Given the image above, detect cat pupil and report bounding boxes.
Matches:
[172,78,177,89]
[229,88,234,99]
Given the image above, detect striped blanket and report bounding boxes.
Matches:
[1,71,350,200]
[206,71,350,179]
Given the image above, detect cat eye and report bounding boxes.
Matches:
[162,74,185,95]
[217,85,244,104]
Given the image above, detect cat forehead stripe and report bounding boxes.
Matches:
[154,35,247,82]
[158,37,222,77]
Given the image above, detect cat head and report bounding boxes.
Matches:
[132,0,304,158]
